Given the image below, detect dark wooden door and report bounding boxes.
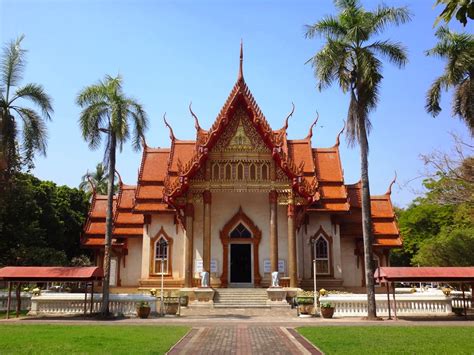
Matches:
[230,244,252,283]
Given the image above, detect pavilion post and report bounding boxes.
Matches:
[391,281,398,320]
[90,281,94,314]
[84,283,88,316]
[386,282,392,320]
[15,282,21,318]
[461,283,467,318]
[6,281,12,320]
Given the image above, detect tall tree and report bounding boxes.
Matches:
[77,75,148,316]
[0,35,53,180]
[425,27,473,135]
[79,163,112,195]
[305,0,410,319]
[434,0,474,27]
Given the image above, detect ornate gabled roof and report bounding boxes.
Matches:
[163,48,318,205]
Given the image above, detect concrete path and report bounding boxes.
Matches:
[167,326,322,355]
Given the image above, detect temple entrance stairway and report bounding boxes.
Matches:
[213,288,269,308]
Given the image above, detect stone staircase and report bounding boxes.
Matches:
[213,288,269,308]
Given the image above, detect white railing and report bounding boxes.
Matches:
[29,293,157,316]
[0,292,31,311]
[321,294,458,317]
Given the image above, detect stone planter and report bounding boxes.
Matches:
[136,306,151,319]
[189,288,215,308]
[266,288,290,308]
[321,307,335,318]
[298,304,315,317]
[165,303,179,315]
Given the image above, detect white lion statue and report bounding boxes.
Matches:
[201,271,210,288]
[271,271,280,288]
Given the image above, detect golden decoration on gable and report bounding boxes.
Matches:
[213,108,268,154]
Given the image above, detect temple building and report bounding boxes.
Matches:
[81,47,401,291]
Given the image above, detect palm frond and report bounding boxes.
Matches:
[12,106,47,161]
[453,78,474,135]
[368,40,408,68]
[10,83,53,120]
[426,76,448,117]
[126,99,148,151]
[1,35,26,95]
[370,5,411,36]
[305,15,346,39]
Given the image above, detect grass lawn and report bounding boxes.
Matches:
[298,326,474,355]
[0,324,189,354]
[0,310,28,319]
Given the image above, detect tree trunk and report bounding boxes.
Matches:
[15,283,21,317]
[358,121,377,319]
[100,134,116,316]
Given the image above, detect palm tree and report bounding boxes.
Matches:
[426,27,473,135]
[80,163,112,195]
[0,35,53,180]
[305,0,410,319]
[77,75,148,316]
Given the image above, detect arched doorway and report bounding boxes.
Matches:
[220,207,262,287]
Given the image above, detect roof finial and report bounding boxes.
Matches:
[115,169,123,186]
[85,172,96,195]
[189,102,201,131]
[386,171,397,195]
[335,120,346,147]
[238,39,244,81]
[140,134,148,149]
[282,102,295,131]
[306,111,320,140]
[163,113,175,141]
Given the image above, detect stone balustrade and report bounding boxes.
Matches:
[321,294,457,317]
[0,292,31,311]
[29,293,157,316]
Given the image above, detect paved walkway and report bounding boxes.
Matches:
[167,326,321,355]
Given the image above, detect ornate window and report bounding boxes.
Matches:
[212,163,220,180]
[249,163,256,180]
[225,163,232,180]
[237,162,244,180]
[261,163,269,180]
[230,223,252,238]
[314,236,329,274]
[150,227,173,276]
[310,227,332,276]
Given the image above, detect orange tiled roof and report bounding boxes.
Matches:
[337,182,401,248]
[113,184,143,237]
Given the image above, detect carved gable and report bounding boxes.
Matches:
[212,107,269,154]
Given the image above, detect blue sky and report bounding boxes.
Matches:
[1,0,471,207]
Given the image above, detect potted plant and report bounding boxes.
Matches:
[296,291,316,317]
[320,302,335,318]
[136,301,151,319]
[164,297,180,315]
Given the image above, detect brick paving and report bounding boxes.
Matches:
[167,326,322,355]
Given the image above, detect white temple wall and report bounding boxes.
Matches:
[210,192,275,281]
[341,238,361,286]
[301,214,343,279]
[193,201,204,278]
[120,238,142,286]
[148,214,184,279]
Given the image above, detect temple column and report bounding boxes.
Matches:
[287,194,297,288]
[184,197,194,288]
[269,191,279,273]
[203,190,212,273]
